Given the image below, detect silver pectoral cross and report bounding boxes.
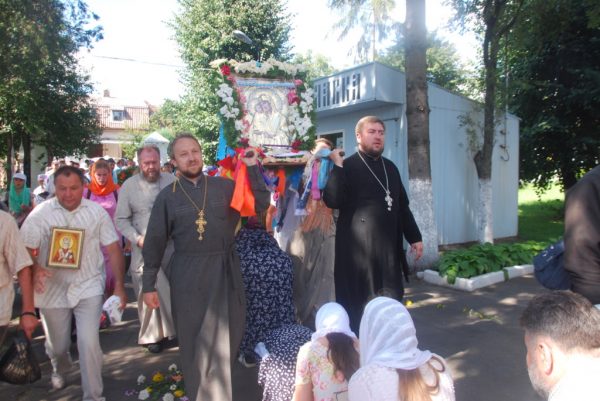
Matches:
[385,191,393,211]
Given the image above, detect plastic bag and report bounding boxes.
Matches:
[0,330,41,384]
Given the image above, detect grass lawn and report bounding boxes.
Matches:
[518,184,564,244]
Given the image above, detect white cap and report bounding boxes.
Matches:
[13,172,26,181]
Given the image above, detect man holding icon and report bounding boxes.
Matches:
[20,165,126,399]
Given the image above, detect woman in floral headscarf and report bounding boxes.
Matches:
[84,159,121,297]
[293,302,359,401]
[349,297,455,401]
[7,172,33,226]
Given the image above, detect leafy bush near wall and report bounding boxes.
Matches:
[437,242,546,284]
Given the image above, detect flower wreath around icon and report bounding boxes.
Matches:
[210,58,317,153]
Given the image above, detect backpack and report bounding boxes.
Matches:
[533,240,571,290]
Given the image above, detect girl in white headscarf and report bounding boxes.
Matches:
[348,297,455,401]
[293,302,360,401]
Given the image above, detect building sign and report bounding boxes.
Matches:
[314,70,363,111]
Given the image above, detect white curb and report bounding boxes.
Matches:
[420,264,534,292]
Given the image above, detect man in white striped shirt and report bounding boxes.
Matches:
[20,166,126,401]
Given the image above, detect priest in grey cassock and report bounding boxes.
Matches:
[142,134,270,401]
[323,115,423,332]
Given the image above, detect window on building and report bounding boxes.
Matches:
[112,110,125,121]
[319,132,343,149]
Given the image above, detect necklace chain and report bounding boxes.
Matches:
[357,152,393,211]
[176,176,208,240]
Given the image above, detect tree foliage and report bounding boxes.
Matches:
[509,0,600,190]
[0,0,103,172]
[378,30,471,94]
[171,0,292,164]
[328,0,398,62]
[291,51,337,83]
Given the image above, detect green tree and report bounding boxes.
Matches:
[379,31,471,94]
[172,0,292,164]
[328,0,398,62]
[449,0,524,243]
[509,0,600,191]
[0,0,102,180]
[291,51,337,82]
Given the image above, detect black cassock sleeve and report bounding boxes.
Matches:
[397,177,422,245]
[323,165,348,210]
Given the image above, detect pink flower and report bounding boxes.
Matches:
[220,65,231,76]
[291,139,302,152]
[294,79,303,87]
[287,89,300,105]
[238,137,250,148]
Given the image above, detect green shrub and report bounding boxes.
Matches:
[437,242,546,284]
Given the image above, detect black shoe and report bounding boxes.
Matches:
[144,342,163,354]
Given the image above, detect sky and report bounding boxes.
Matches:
[79,0,479,105]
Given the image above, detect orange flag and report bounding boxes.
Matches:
[230,162,256,217]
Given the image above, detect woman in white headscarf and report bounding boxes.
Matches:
[293,302,360,401]
[349,297,455,401]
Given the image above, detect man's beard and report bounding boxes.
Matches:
[360,145,384,158]
[142,170,159,183]
[178,165,203,180]
[527,364,550,399]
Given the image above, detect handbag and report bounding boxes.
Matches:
[533,240,571,290]
[0,330,42,384]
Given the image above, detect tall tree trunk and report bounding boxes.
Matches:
[405,0,438,268]
[6,133,13,184]
[23,133,32,185]
[474,2,501,244]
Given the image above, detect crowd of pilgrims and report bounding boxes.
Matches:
[2,152,455,401]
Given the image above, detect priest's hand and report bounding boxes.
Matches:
[410,241,424,261]
[143,291,160,309]
[329,148,345,167]
[240,148,258,166]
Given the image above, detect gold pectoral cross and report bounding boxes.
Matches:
[196,210,207,240]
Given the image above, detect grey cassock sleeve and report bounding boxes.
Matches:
[141,191,171,293]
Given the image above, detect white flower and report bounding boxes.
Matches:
[235,120,245,131]
[162,393,175,401]
[138,389,150,400]
[168,363,177,372]
[137,375,146,385]
[170,384,177,390]
[224,96,234,106]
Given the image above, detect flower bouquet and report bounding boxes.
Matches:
[127,364,186,401]
[117,166,138,186]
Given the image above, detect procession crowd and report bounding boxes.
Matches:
[1,116,599,401]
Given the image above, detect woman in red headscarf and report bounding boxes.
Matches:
[84,159,121,297]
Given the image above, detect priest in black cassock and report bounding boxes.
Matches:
[323,116,423,332]
[142,134,270,401]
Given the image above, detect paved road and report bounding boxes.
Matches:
[1,275,546,401]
